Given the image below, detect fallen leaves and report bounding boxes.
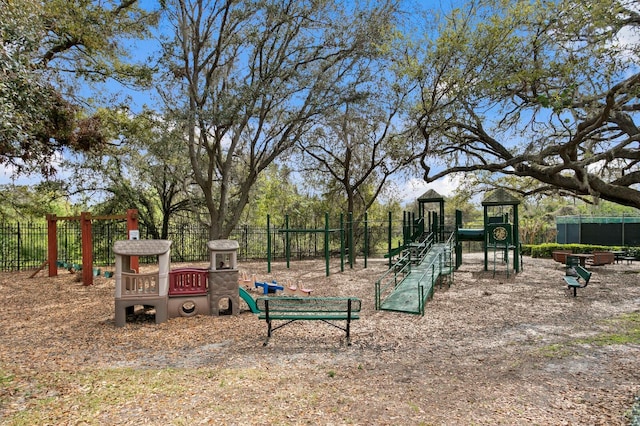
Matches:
[0,256,639,424]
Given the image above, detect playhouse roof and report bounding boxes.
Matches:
[207,239,239,251]
[417,189,444,202]
[113,239,172,256]
[481,188,521,206]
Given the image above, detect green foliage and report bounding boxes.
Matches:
[64,109,200,239]
[407,0,640,209]
[525,243,640,258]
[249,164,314,228]
[0,183,73,221]
[0,0,158,177]
[445,191,482,228]
[575,201,640,217]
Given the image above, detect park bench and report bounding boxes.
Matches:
[255,296,361,345]
[563,265,592,297]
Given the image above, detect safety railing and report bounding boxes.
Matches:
[375,249,411,310]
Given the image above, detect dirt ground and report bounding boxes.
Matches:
[1,252,639,425]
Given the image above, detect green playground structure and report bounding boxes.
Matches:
[265,211,372,277]
[376,188,522,315]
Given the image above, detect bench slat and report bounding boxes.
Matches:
[256,296,362,312]
[258,313,360,320]
[563,276,580,287]
[256,296,361,345]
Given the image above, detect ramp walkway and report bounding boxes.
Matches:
[375,234,454,315]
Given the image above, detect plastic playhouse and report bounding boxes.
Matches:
[114,239,242,326]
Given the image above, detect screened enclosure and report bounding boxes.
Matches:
[556,216,640,246]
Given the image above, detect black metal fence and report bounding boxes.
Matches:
[0,219,400,272]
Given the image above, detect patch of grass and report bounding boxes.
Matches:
[538,312,640,358]
[575,329,640,346]
[0,369,15,385]
[2,367,259,425]
[408,401,421,412]
[538,343,577,358]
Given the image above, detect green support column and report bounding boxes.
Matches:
[324,212,330,277]
[388,211,392,269]
[455,209,462,269]
[483,206,489,271]
[340,213,345,272]
[348,212,354,269]
[267,214,271,273]
[285,214,290,269]
[513,206,520,272]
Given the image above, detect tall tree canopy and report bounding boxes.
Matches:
[64,109,198,238]
[0,0,158,176]
[408,0,640,208]
[161,0,401,238]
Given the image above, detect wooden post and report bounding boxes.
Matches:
[47,214,58,277]
[81,212,93,285]
[127,209,139,272]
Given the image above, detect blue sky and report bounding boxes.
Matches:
[0,0,462,206]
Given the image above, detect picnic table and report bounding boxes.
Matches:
[612,251,626,263]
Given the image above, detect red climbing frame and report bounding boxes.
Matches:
[46,209,139,286]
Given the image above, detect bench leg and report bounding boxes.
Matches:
[263,320,273,346]
[346,301,353,346]
[568,285,577,297]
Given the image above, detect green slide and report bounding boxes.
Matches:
[239,287,260,313]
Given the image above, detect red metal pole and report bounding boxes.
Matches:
[81,212,93,285]
[47,214,58,277]
[127,209,139,272]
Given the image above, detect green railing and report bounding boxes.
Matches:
[375,249,412,310]
[375,232,455,315]
[375,232,433,312]
[414,232,455,315]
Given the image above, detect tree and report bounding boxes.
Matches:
[298,79,421,223]
[298,90,422,258]
[0,182,73,221]
[406,0,640,209]
[0,0,158,176]
[247,164,313,228]
[160,0,401,239]
[63,110,200,239]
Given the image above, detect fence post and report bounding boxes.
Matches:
[325,212,330,277]
[340,213,345,272]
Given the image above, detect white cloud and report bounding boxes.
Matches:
[398,175,461,205]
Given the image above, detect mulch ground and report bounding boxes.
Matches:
[1,252,639,425]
